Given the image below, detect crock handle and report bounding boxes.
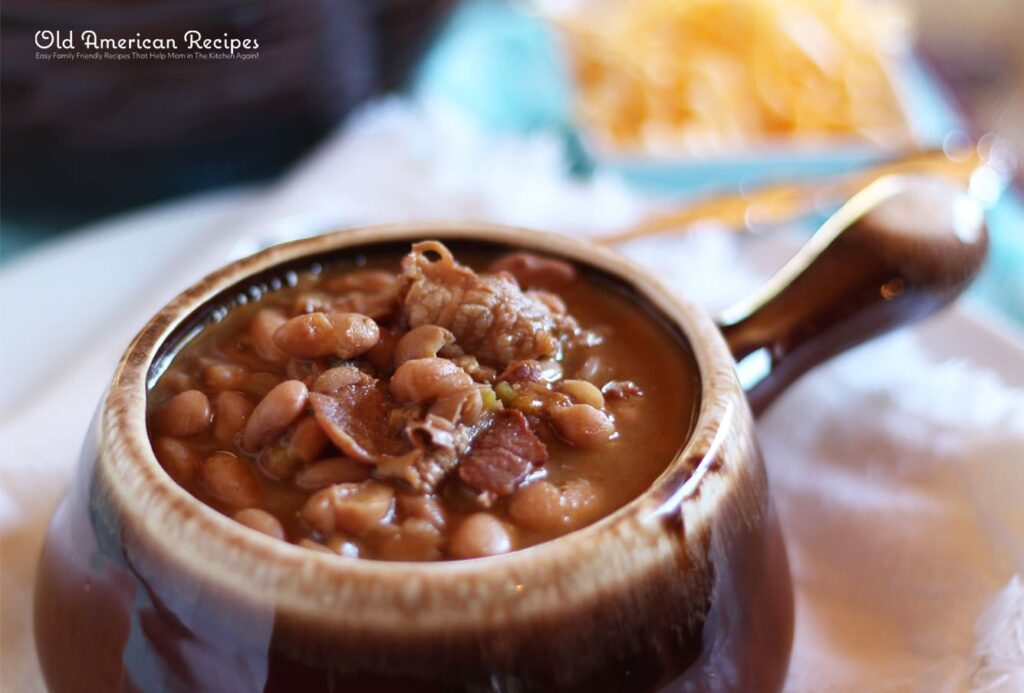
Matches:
[717,175,988,417]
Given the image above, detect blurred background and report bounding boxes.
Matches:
[1,0,1022,320]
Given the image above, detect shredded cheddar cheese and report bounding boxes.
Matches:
[547,0,912,154]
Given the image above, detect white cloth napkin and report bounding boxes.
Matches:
[2,98,1022,692]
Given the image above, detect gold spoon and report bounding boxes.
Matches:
[594,143,1003,245]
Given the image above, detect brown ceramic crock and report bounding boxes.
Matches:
[34,176,987,692]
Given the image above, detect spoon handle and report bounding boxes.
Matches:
[717,174,988,416]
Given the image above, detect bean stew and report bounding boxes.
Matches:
[147,241,700,561]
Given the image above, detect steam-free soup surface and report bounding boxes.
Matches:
[147,242,699,560]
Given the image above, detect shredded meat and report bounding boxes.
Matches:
[376,415,471,493]
[377,448,458,494]
[398,241,562,367]
[406,414,460,450]
[458,410,548,500]
[313,385,477,493]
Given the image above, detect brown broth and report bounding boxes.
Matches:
[147,247,700,560]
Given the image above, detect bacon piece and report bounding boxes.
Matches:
[309,386,406,464]
[458,410,548,499]
[398,241,562,367]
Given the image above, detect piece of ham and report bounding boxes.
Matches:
[458,410,548,500]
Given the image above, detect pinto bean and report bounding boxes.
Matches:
[203,363,249,391]
[273,312,379,360]
[364,327,398,372]
[561,478,601,517]
[558,379,605,409]
[393,325,456,367]
[152,436,200,484]
[298,491,341,533]
[272,312,334,358]
[312,365,371,394]
[249,309,289,363]
[242,380,309,452]
[549,404,615,448]
[450,513,512,559]
[212,391,254,445]
[257,416,327,481]
[508,480,561,531]
[284,358,323,384]
[201,452,261,508]
[380,518,443,561]
[154,390,212,437]
[294,458,371,490]
[288,416,328,463]
[291,291,332,316]
[301,481,395,536]
[258,445,302,481]
[243,372,281,398]
[234,508,285,540]
[508,479,600,532]
[162,370,197,393]
[328,313,380,358]
[298,538,337,554]
[397,493,446,529]
[390,358,473,403]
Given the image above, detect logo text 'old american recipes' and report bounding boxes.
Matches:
[34,30,260,61]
